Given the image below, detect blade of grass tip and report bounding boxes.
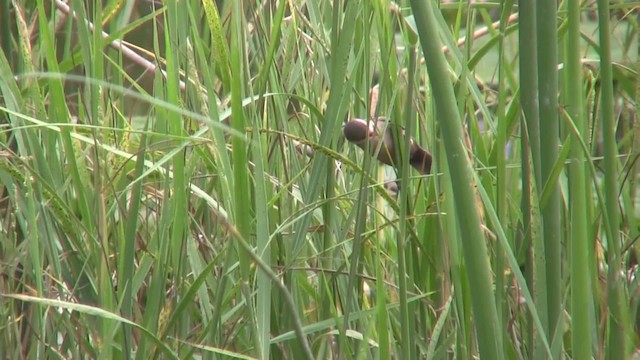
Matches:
[537,125,571,212]
[201,0,231,90]
[597,0,630,357]
[255,0,288,93]
[408,1,503,358]
[426,290,453,359]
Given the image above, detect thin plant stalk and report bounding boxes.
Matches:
[565,0,593,358]
[536,0,563,356]
[408,1,504,358]
[518,3,550,358]
[598,0,629,357]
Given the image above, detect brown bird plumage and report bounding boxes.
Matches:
[343,118,432,175]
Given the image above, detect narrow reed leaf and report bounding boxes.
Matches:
[3,294,180,360]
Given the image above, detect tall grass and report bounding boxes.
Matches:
[1,0,638,359]
[566,0,593,359]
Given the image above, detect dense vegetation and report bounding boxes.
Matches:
[1,0,639,359]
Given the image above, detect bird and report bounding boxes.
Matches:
[343,117,432,175]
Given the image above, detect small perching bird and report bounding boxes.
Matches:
[343,117,432,175]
